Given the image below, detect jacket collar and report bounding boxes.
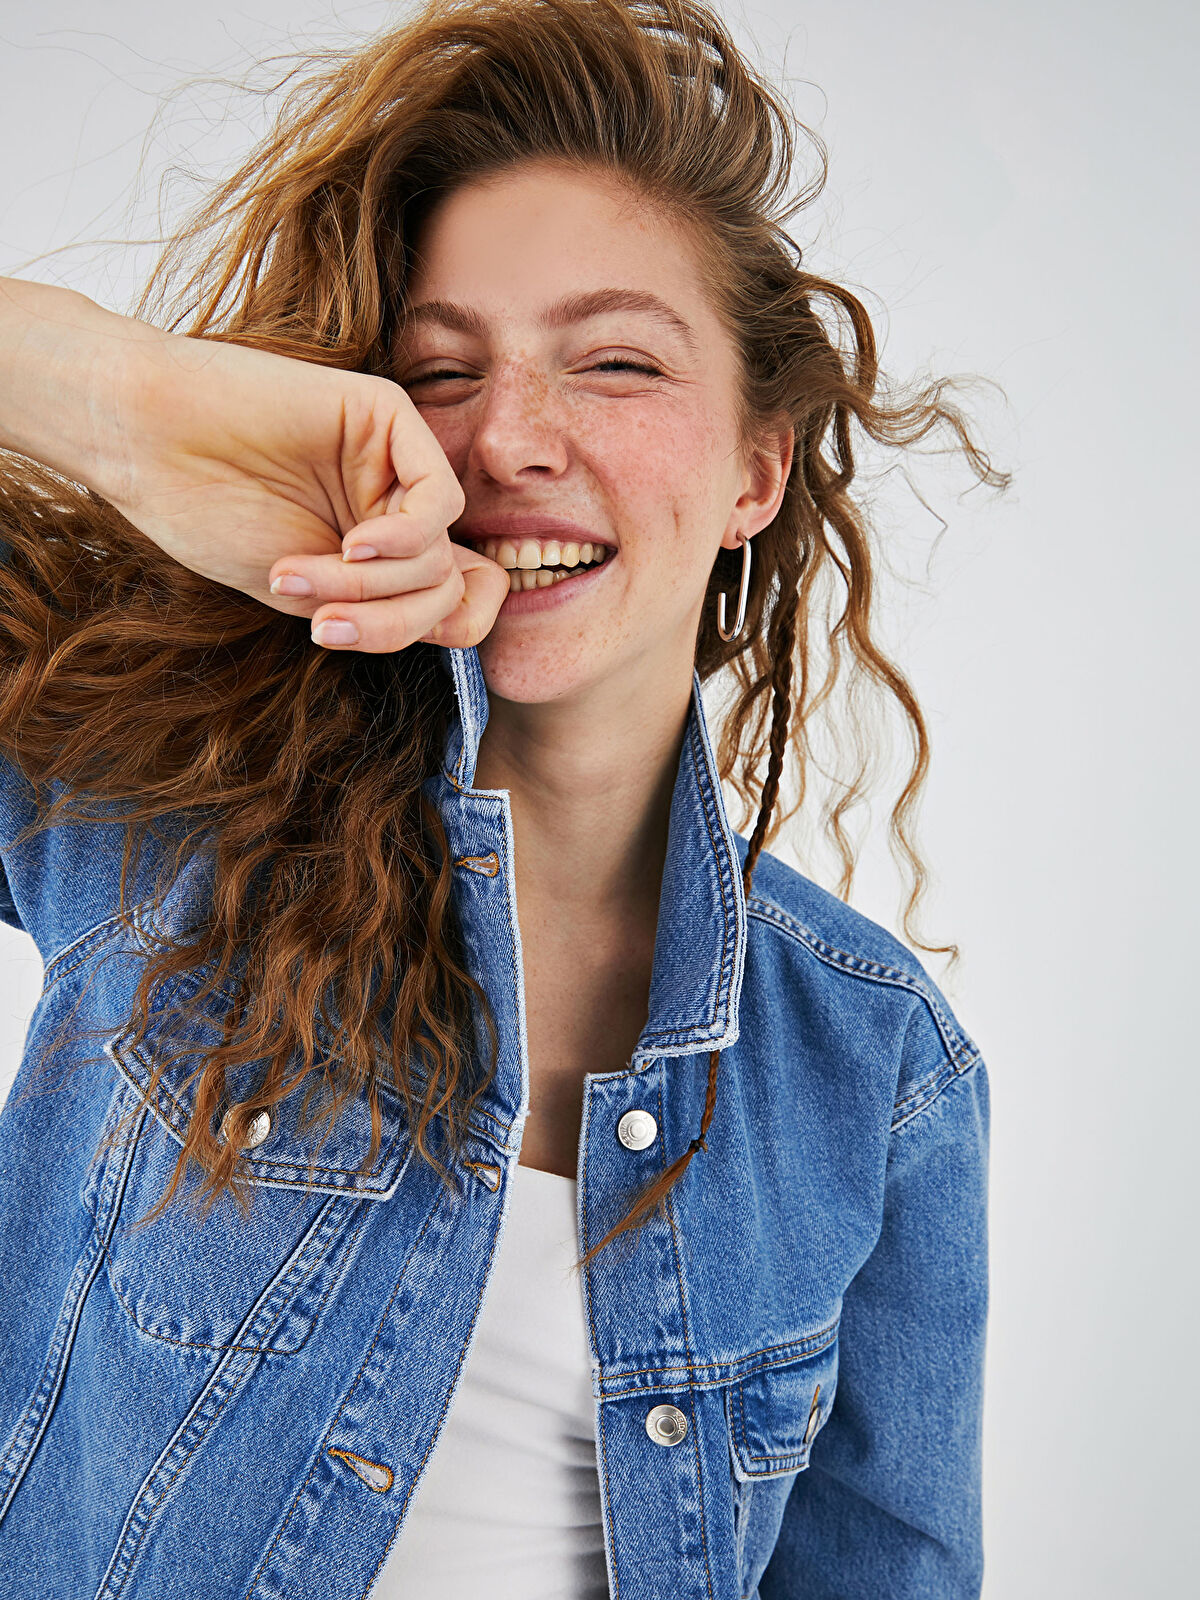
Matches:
[437,645,746,1059]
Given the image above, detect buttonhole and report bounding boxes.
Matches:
[328,1447,394,1493]
[455,851,501,877]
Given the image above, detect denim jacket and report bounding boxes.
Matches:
[0,643,989,1600]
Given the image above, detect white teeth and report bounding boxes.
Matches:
[509,568,596,594]
[490,536,615,593]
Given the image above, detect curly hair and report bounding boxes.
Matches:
[0,0,1008,1270]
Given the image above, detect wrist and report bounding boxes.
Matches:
[0,278,169,504]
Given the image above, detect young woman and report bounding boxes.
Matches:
[0,2,999,1596]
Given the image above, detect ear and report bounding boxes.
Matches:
[720,421,795,551]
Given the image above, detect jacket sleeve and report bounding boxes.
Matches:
[0,845,20,931]
[0,533,32,937]
[0,753,39,939]
[0,511,201,959]
[0,749,205,963]
[760,1019,990,1599]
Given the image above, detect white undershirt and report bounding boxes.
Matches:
[373,1162,610,1599]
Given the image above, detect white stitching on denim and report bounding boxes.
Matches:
[889,1056,984,1135]
[745,898,981,1070]
[746,897,985,1132]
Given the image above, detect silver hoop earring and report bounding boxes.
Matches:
[716,534,752,642]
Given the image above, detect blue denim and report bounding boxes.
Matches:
[0,643,989,1599]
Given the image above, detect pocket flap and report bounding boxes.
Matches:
[104,963,411,1199]
[727,1320,840,1480]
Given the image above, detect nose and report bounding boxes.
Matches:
[464,362,570,485]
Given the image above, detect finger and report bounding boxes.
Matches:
[339,509,445,565]
[308,566,468,654]
[307,544,510,654]
[263,513,440,588]
[269,536,457,606]
[340,440,464,562]
[417,552,511,648]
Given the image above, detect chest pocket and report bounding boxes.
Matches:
[85,962,413,1358]
[726,1319,841,1480]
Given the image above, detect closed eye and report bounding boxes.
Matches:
[588,359,665,376]
[407,358,666,383]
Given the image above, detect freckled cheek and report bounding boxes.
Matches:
[592,411,720,503]
[423,414,475,470]
[426,395,729,530]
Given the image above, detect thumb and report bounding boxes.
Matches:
[418,543,510,648]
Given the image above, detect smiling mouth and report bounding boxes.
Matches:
[460,535,612,591]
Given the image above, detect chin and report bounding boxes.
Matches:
[475,633,595,705]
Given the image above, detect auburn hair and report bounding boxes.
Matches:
[0,0,1007,1271]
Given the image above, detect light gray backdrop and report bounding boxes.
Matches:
[1,2,1194,1594]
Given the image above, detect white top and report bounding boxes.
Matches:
[373,1162,610,1599]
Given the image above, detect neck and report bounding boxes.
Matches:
[473,665,694,925]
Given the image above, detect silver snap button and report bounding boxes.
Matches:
[617,1110,658,1151]
[222,1107,273,1150]
[645,1403,688,1446]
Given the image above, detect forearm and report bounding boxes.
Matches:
[0,277,168,504]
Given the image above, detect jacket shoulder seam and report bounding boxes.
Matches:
[889,1050,983,1133]
[745,895,981,1079]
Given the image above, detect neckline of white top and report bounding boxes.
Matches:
[515,1162,576,1185]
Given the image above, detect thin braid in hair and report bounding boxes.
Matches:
[576,572,800,1271]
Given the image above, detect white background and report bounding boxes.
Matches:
[1,2,1194,1593]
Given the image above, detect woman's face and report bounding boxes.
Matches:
[396,160,790,707]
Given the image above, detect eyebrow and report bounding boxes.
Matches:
[405,287,699,358]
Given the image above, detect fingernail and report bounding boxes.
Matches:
[270,574,314,596]
[342,544,378,562]
[312,619,359,646]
